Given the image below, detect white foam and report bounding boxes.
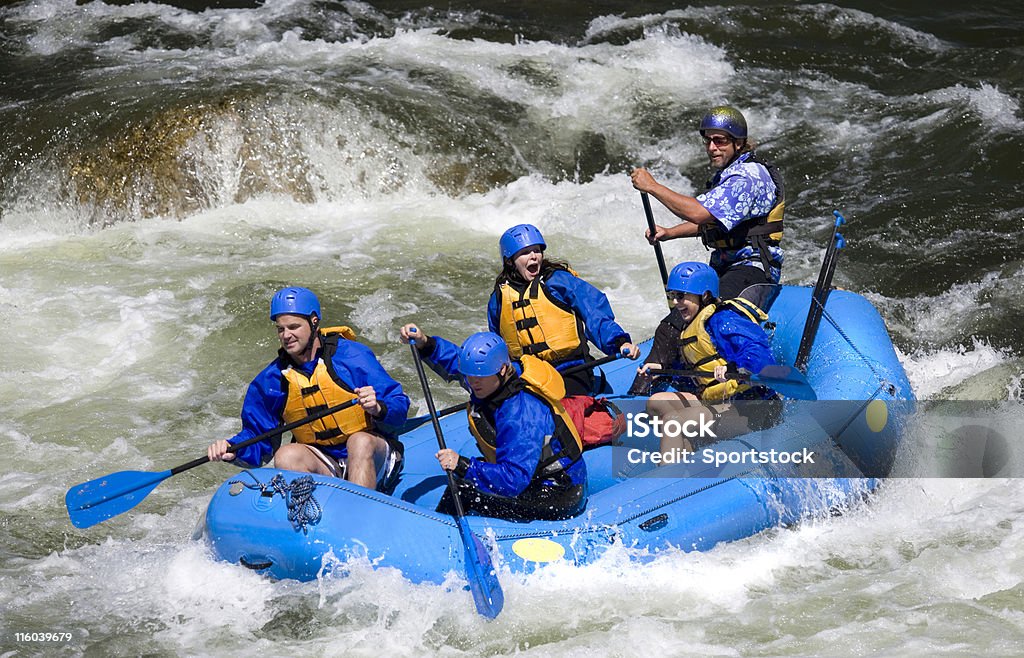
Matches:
[901,340,1017,400]
[929,83,1021,132]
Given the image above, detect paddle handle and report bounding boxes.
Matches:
[170,398,360,476]
[641,192,669,287]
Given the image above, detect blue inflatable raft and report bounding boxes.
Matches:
[197,285,915,582]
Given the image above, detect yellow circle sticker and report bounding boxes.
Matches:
[511,537,565,563]
[866,399,888,432]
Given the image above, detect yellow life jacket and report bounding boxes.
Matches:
[679,298,769,402]
[698,151,785,272]
[466,355,584,477]
[281,326,371,446]
[496,271,587,363]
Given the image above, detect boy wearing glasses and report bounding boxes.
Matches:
[630,105,785,301]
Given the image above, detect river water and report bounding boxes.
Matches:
[1,1,1022,655]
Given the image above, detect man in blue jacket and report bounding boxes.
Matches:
[207,287,410,491]
[401,325,587,520]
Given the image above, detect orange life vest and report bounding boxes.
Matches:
[466,355,583,477]
[679,298,769,402]
[281,326,371,446]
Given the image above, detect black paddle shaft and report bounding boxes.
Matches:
[408,341,470,518]
[641,192,670,287]
[169,398,360,476]
[651,367,750,382]
[795,213,846,372]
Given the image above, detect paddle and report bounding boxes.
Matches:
[65,398,359,529]
[794,210,846,372]
[408,338,504,619]
[648,364,817,401]
[641,192,669,287]
[567,351,625,374]
[399,351,625,433]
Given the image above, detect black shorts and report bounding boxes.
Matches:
[561,365,597,397]
[717,265,773,301]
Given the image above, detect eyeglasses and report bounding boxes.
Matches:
[701,134,734,147]
[666,292,686,301]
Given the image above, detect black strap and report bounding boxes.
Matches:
[752,234,777,274]
[689,354,720,369]
[528,278,542,300]
[314,427,344,441]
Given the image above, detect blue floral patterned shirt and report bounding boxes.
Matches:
[696,152,783,282]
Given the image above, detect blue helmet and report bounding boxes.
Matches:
[458,332,510,377]
[667,262,719,298]
[270,286,321,320]
[499,224,546,261]
[699,105,748,139]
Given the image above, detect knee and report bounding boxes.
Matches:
[647,392,681,416]
[345,433,379,461]
[273,443,305,470]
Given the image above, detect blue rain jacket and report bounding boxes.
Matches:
[424,335,587,496]
[227,339,410,468]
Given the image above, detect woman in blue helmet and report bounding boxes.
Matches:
[400,324,587,521]
[629,262,780,454]
[630,105,786,301]
[207,287,410,491]
[489,223,639,396]
[488,223,638,448]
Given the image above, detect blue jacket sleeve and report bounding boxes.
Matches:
[423,335,465,385]
[227,362,288,468]
[331,340,411,431]
[707,309,777,374]
[545,269,630,356]
[486,291,501,334]
[463,391,550,497]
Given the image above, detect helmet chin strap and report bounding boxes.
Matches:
[298,315,320,361]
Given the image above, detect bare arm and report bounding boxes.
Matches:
[631,168,716,241]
